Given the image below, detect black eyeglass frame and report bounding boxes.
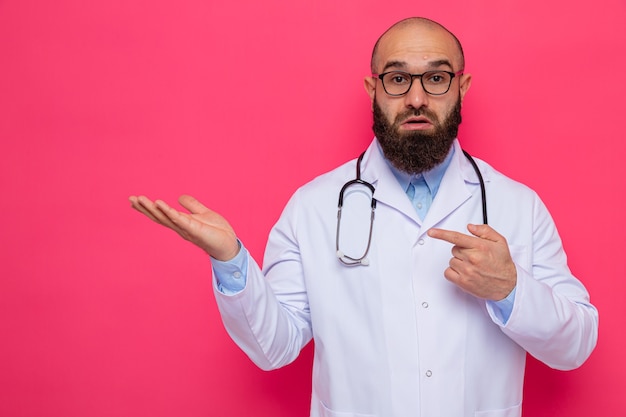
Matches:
[373,70,464,96]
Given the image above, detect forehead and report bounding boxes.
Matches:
[374,24,462,72]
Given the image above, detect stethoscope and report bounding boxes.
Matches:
[336,150,487,266]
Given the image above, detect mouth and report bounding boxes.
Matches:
[400,115,433,131]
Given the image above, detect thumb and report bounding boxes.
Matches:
[467,223,502,242]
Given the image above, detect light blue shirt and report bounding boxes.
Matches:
[212,146,516,321]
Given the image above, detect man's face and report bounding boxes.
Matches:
[364,22,472,174]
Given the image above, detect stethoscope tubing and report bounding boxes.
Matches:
[336,149,488,266]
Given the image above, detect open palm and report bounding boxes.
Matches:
[129,194,240,261]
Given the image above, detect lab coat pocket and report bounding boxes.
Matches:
[318,401,376,417]
[474,401,521,417]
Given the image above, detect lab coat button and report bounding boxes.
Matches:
[418,239,425,246]
[422,302,429,308]
[425,370,433,377]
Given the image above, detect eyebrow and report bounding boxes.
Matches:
[381,59,454,73]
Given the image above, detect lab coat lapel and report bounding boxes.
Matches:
[420,142,475,232]
[360,139,477,229]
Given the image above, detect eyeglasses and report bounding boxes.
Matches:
[373,70,463,96]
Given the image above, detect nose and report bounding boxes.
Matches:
[403,76,429,109]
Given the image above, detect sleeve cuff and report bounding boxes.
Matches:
[211,241,249,295]
[487,286,517,324]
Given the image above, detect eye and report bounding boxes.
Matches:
[385,72,411,85]
[424,72,449,84]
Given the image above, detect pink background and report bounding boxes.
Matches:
[1,0,624,415]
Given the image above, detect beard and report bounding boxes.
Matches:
[373,98,462,174]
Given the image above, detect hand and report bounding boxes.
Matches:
[128,194,240,261]
[427,224,517,301]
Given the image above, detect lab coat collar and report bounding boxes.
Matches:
[359,138,488,230]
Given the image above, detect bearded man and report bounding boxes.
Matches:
[130,17,598,417]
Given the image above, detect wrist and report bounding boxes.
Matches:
[210,239,241,262]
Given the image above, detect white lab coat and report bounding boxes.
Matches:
[213,139,598,417]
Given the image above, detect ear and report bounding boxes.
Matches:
[363,76,377,111]
[459,73,472,103]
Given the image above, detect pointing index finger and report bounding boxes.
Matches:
[428,227,474,248]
